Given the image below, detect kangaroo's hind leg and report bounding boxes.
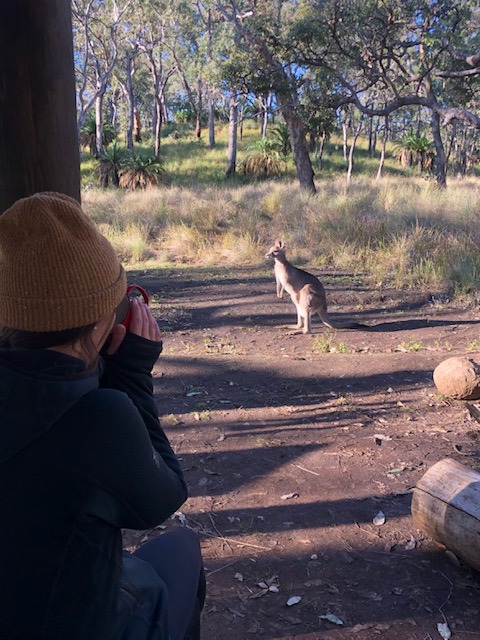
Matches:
[294,300,307,332]
[280,294,306,333]
[298,286,314,334]
[302,310,313,334]
[310,288,334,329]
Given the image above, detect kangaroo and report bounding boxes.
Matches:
[265,239,367,334]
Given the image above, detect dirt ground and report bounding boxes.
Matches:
[124,264,480,640]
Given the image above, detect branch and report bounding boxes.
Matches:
[433,66,480,79]
[216,0,278,69]
[439,107,480,129]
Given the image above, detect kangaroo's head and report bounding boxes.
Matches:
[265,239,286,260]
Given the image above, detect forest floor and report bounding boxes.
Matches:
[123,263,480,640]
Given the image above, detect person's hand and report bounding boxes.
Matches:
[128,297,162,342]
[104,323,126,355]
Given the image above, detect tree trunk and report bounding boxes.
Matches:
[195,77,203,139]
[347,117,364,183]
[208,89,215,149]
[262,106,268,138]
[458,126,467,177]
[152,105,157,140]
[445,121,456,176]
[280,101,315,193]
[162,96,169,124]
[376,116,388,180]
[431,110,446,188]
[467,130,477,175]
[133,109,142,143]
[416,106,422,137]
[239,102,244,141]
[225,92,238,177]
[154,96,162,159]
[259,94,268,138]
[368,116,374,156]
[99,165,109,188]
[95,89,104,157]
[125,52,135,151]
[342,120,348,162]
[316,131,327,170]
[107,93,117,128]
[0,0,80,212]
[371,117,379,158]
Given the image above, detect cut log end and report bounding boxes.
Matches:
[412,458,480,571]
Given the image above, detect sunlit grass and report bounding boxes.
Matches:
[98,221,151,264]
[81,124,480,299]
[80,120,461,191]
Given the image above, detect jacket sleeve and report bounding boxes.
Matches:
[99,333,173,461]
[74,390,187,530]
[82,333,188,529]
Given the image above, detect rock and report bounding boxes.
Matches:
[433,356,480,400]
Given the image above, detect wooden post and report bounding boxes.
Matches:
[412,458,480,571]
[0,0,80,213]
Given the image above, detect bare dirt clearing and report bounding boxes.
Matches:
[125,265,480,640]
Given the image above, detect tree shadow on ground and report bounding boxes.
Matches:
[155,359,436,412]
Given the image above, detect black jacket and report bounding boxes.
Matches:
[0,333,187,639]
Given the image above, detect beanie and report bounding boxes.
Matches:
[0,192,126,332]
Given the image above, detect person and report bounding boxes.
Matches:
[0,192,205,640]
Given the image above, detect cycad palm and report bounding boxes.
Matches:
[242,137,284,178]
[119,156,164,191]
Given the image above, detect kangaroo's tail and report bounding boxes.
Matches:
[304,285,368,330]
[324,318,369,330]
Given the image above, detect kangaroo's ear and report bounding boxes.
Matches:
[274,239,283,248]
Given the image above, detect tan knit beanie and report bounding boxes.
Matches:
[0,192,126,332]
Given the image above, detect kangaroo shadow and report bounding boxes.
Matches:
[365,318,480,332]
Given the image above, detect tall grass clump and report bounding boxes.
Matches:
[100,222,151,264]
[82,176,480,298]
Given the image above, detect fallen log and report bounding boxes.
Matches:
[411,458,480,571]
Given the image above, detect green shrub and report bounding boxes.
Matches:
[119,156,164,191]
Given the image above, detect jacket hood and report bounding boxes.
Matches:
[0,348,99,464]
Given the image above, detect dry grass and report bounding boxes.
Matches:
[82,176,480,297]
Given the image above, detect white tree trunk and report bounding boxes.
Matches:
[226,92,238,176]
[208,89,215,149]
[376,116,388,180]
[95,88,103,156]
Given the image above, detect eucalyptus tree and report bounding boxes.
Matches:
[225,89,239,176]
[169,3,205,138]
[174,2,228,147]
[289,0,480,187]
[136,0,178,158]
[115,42,140,150]
[167,2,207,141]
[298,68,337,169]
[216,0,317,193]
[72,0,133,155]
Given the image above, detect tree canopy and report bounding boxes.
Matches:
[71,0,480,188]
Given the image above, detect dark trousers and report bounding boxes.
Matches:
[133,528,205,640]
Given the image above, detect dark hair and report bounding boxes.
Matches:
[0,325,96,349]
[0,324,100,370]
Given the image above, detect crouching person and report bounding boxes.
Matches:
[0,193,205,640]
